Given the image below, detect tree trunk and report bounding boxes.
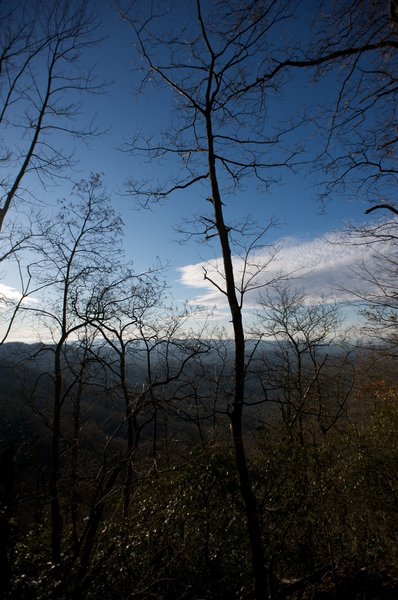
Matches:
[206,115,269,599]
[50,343,64,563]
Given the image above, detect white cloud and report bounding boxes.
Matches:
[178,231,375,309]
[0,283,25,302]
[0,283,38,305]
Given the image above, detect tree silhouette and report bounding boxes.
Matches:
[0,0,104,231]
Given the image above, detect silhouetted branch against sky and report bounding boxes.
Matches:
[117,1,395,313]
[121,0,314,204]
[0,0,106,230]
[1,0,398,340]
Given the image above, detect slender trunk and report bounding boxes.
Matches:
[0,43,58,233]
[121,350,134,518]
[71,376,84,552]
[50,342,64,563]
[145,343,158,462]
[206,114,269,599]
[152,402,158,460]
[72,463,123,599]
[230,413,270,598]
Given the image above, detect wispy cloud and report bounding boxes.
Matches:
[178,231,374,309]
[0,283,38,305]
[0,283,25,302]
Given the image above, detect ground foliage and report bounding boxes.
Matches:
[2,387,398,599]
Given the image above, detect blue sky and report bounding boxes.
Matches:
[90,3,375,305]
[1,0,386,339]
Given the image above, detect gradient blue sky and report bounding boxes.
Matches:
[2,0,383,338]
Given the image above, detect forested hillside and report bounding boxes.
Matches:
[1,341,398,598]
[1,0,398,598]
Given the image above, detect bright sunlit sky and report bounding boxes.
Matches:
[2,0,387,338]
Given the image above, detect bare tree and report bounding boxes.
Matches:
[88,269,164,517]
[91,281,209,516]
[116,1,398,594]
[0,0,103,231]
[308,1,398,207]
[345,219,398,354]
[0,214,50,343]
[254,283,353,444]
[23,174,123,562]
[120,1,312,596]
